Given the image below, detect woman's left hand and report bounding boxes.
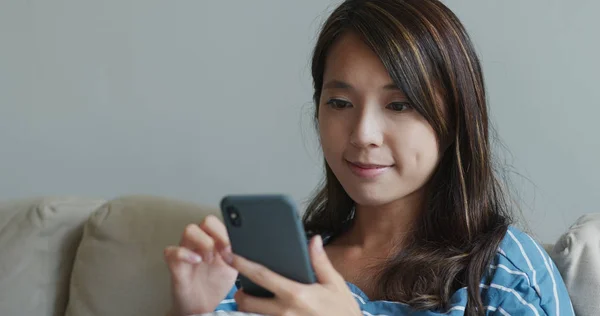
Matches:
[224,235,362,316]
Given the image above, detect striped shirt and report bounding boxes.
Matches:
[215,226,574,315]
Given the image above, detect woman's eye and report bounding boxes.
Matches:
[326,99,352,109]
[387,102,411,112]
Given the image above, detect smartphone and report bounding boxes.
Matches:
[220,194,317,297]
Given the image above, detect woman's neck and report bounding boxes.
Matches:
[340,188,425,254]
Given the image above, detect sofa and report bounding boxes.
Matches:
[0,196,598,316]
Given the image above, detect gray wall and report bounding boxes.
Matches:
[445,0,600,242]
[1,0,598,243]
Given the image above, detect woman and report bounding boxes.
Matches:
[164,0,573,315]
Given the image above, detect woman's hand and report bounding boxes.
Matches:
[164,215,238,316]
[229,235,362,316]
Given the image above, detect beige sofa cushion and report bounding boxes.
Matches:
[65,195,220,316]
[550,213,600,316]
[0,197,106,316]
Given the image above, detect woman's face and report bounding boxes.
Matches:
[318,32,441,207]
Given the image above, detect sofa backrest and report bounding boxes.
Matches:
[3,195,599,316]
[0,197,106,316]
[64,195,220,316]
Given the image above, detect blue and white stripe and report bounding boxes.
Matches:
[215,226,574,315]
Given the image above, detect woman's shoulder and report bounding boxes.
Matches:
[493,225,552,275]
[484,225,573,315]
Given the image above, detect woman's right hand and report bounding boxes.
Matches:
[164,215,238,316]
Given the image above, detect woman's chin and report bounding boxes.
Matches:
[344,186,396,207]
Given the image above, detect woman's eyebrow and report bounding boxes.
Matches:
[323,79,402,91]
[323,79,354,90]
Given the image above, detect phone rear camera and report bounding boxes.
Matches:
[226,206,242,227]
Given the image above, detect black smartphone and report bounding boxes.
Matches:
[220,194,317,297]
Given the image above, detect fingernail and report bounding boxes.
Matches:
[188,253,202,263]
[220,248,234,265]
[315,235,324,253]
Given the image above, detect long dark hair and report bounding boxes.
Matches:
[302,0,512,314]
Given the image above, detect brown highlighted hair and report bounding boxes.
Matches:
[303,0,512,314]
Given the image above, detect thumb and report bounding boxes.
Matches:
[310,235,342,284]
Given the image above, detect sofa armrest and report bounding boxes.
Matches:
[549,213,600,316]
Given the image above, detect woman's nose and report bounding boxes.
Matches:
[349,108,384,148]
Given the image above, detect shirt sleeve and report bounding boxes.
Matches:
[487,228,575,316]
[490,274,574,316]
[213,284,238,311]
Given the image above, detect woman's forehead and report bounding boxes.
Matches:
[323,32,399,92]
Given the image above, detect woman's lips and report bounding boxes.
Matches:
[346,160,393,178]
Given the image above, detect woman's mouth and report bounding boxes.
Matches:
[346,160,393,179]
